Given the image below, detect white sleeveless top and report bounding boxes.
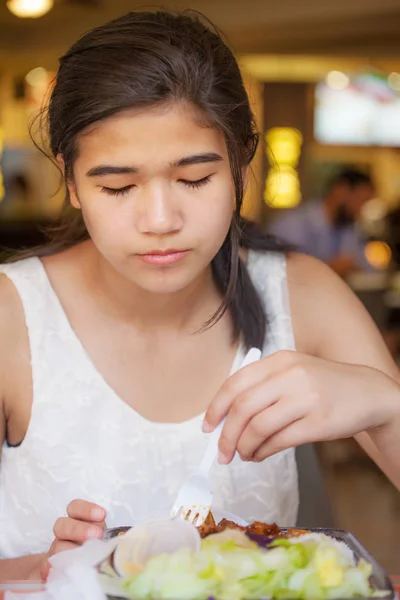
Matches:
[0,251,299,559]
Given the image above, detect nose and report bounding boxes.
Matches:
[137,183,183,235]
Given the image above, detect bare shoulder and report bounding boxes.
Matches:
[0,272,32,446]
[285,253,341,352]
[0,274,19,399]
[0,272,26,353]
[285,252,398,378]
[286,252,343,289]
[285,252,357,325]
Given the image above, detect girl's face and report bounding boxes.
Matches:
[67,101,236,294]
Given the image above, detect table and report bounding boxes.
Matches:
[392,576,400,596]
[0,580,399,598]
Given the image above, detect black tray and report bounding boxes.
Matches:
[103,526,395,600]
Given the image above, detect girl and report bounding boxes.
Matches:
[0,10,399,581]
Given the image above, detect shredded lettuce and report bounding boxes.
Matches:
[121,531,380,600]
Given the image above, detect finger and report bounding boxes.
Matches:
[204,350,296,431]
[252,418,315,462]
[237,398,306,461]
[218,378,282,464]
[40,559,51,583]
[50,540,80,555]
[47,539,78,561]
[204,363,267,432]
[67,499,106,522]
[53,517,104,543]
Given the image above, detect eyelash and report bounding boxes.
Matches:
[101,175,212,197]
[182,175,212,189]
[101,185,132,197]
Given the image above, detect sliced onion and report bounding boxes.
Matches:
[113,518,201,577]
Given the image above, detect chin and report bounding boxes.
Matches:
[107,250,213,295]
[126,267,202,295]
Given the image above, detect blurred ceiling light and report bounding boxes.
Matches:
[364,241,392,270]
[7,0,54,18]
[388,72,400,92]
[266,128,303,165]
[264,165,301,208]
[264,127,302,208]
[25,67,48,87]
[326,71,349,91]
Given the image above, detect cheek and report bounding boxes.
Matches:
[193,180,234,233]
[80,201,132,251]
[193,196,233,254]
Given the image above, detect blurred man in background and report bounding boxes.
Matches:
[269,169,375,277]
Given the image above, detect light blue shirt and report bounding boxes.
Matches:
[268,200,372,270]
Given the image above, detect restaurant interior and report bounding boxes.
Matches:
[1,0,400,574]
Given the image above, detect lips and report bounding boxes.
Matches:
[141,249,185,256]
[137,249,190,266]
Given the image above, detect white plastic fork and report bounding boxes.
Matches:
[170,346,262,527]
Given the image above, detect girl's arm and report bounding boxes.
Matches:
[289,253,400,487]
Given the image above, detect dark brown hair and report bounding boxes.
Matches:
[19,10,289,349]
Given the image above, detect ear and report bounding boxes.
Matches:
[56,153,81,210]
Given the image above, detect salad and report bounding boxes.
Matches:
[99,516,388,600]
[120,530,376,600]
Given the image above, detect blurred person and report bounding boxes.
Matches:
[0,173,31,220]
[269,169,375,277]
[0,11,399,582]
[380,204,400,356]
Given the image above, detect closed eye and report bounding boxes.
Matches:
[101,175,212,196]
[101,185,134,197]
[180,175,212,190]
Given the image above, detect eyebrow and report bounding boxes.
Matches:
[86,165,137,177]
[172,152,223,168]
[86,153,223,177]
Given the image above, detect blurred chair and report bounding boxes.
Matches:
[296,443,334,528]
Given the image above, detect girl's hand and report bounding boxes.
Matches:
[39,499,106,580]
[204,350,400,464]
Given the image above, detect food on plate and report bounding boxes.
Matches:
[99,515,388,600]
[198,511,308,539]
[112,517,201,577]
[120,529,379,600]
